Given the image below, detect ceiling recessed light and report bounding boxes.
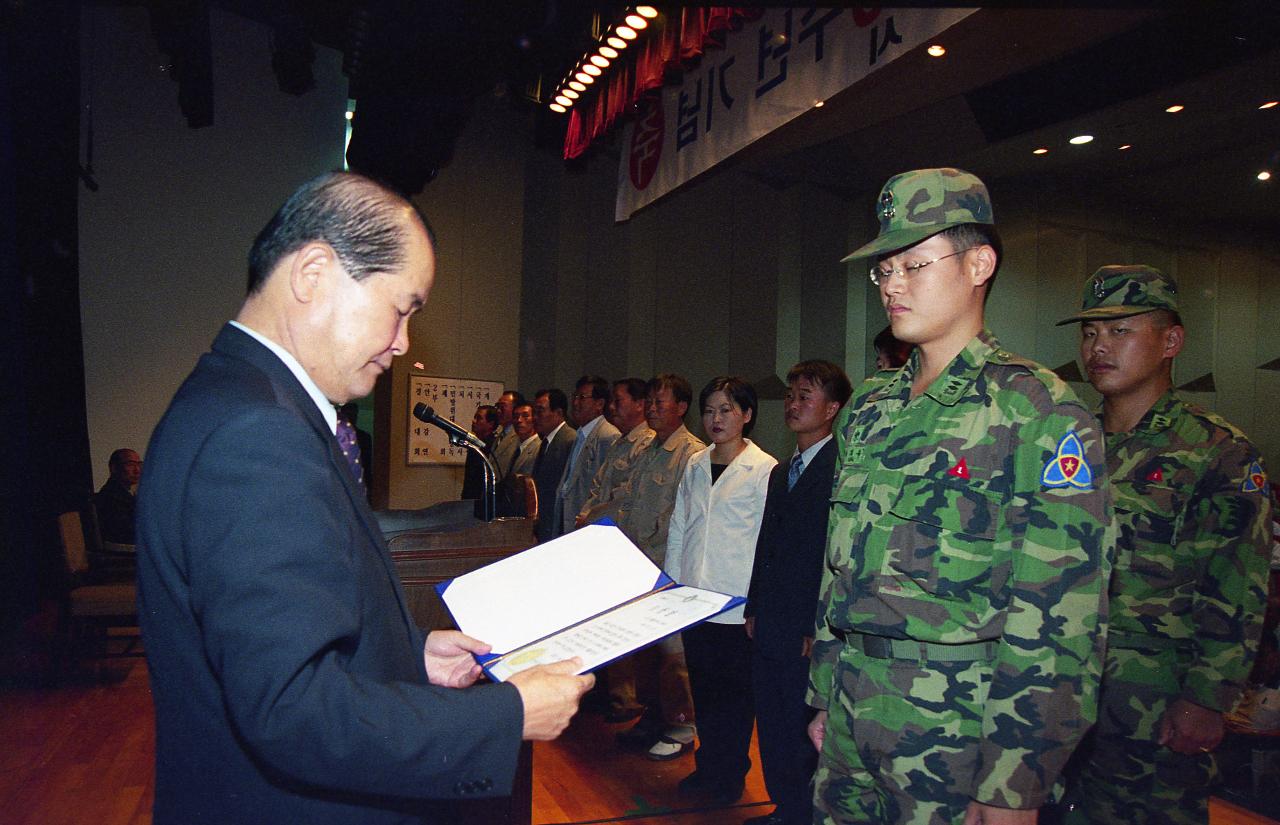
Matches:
[590,54,609,68]
[625,14,648,29]
[549,103,567,113]
[1260,171,1273,181]
[1165,104,1184,113]
[926,44,946,58]
[575,71,594,85]
[1069,135,1094,145]
[555,95,571,107]
[636,6,659,18]
[562,88,579,100]
[813,100,824,108]
[599,46,618,59]
[607,36,627,49]
[1260,101,1279,110]
[569,80,586,92]
[344,110,354,121]
[1033,148,1049,155]
[1118,144,1132,150]
[583,63,602,76]
[617,26,637,40]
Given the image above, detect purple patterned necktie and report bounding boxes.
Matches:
[336,418,365,486]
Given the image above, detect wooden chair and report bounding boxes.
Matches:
[56,511,142,669]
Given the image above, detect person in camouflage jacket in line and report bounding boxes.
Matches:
[1055,265,1272,824]
[807,168,1114,825]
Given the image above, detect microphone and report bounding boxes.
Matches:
[413,403,485,450]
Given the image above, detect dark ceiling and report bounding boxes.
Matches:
[125,1,1279,235]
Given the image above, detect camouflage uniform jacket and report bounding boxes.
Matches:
[807,329,1114,808]
[576,422,656,526]
[1104,389,1271,712]
[617,424,705,566]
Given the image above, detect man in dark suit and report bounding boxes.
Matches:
[93,447,141,543]
[460,403,500,503]
[531,388,575,542]
[136,172,592,825]
[743,360,851,825]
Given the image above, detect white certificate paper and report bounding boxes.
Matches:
[437,524,742,682]
[484,585,734,681]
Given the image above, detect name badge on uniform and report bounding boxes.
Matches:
[1042,431,1094,490]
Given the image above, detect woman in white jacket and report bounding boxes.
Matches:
[659,376,777,804]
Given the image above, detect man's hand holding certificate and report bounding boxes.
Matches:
[437,524,744,682]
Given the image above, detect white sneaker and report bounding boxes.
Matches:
[646,724,696,761]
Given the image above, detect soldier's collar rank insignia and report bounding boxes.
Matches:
[879,189,895,220]
[946,457,970,480]
[1042,431,1093,489]
[1241,460,1268,494]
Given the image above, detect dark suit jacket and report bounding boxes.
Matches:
[531,423,575,542]
[93,477,136,544]
[744,438,838,660]
[137,325,523,825]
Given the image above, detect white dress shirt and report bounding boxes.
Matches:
[230,320,337,435]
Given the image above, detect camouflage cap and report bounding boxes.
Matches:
[841,167,994,262]
[1055,264,1180,325]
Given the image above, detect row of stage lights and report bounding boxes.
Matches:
[549,6,659,114]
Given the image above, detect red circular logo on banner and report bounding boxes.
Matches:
[629,94,664,191]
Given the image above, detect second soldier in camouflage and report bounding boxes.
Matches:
[807,168,1113,825]
[1057,265,1272,824]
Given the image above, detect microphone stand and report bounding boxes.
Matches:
[446,430,497,522]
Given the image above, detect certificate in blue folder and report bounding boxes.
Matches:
[436,523,744,682]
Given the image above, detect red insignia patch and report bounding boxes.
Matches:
[947,457,970,480]
[1146,469,1163,482]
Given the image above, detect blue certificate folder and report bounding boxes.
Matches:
[435,522,745,682]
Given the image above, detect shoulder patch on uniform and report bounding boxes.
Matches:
[1042,431,1094,490]
[1242,460,1269,494]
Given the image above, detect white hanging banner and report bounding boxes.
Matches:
[615,7,976,222]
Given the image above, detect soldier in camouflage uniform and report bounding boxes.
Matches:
[807,168,1114,825]
[1055,266,1272,824]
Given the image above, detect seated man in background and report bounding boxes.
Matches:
[94,447,142,544]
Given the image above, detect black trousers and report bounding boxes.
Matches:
[683,621,754,786]
[751,644,818,823]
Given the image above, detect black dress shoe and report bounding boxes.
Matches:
[603,705,645,723]
[742,814,787,825]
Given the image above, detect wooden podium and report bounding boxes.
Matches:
[381,475,539,825]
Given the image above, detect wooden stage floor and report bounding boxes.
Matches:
[1,654,774,825]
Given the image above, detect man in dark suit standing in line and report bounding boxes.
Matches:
[743,360,851,825]
[136,171,592,825]
[531,388,576,542]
